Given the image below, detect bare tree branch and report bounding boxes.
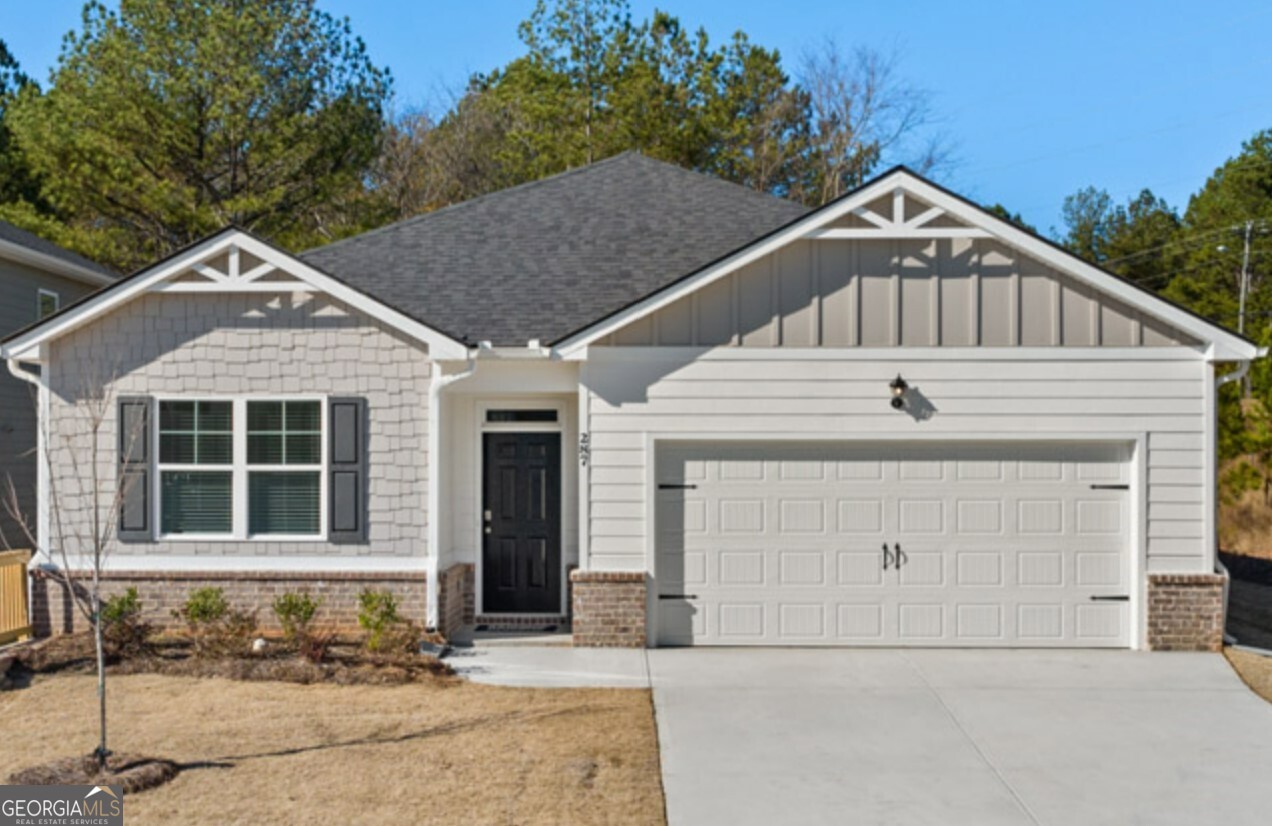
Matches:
[798,40,953,204]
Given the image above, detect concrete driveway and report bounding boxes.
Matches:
[648,649,1272,826]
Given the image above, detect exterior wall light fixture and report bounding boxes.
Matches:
[890,374,909,410]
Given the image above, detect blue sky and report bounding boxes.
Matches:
[6,1,1272,236]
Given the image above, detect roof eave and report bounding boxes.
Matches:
[2,227,471,362]
[0,237,114,287]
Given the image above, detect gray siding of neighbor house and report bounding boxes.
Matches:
[0,260,96,548]
[598,239,1196,348]
[46,292,432,560]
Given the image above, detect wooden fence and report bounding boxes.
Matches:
[0,550,32,645]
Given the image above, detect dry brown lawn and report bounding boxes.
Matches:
[0,673,666,825]
[1226,647,1272,705]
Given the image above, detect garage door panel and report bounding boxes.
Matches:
[956,604,1005,640]
[838,549,887,586]
[956,552,1004,586]
[655,441,1132,647]
[837,604,885,639]
[838,499,886,533]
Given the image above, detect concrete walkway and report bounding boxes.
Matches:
[648,649,1272,826]
[447,644,649,688]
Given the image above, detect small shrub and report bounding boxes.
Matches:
[173,587,257,658]
[356,589,421,654]
[375,620,422,656]
[176,587,228,624]
[272,592,322,643]
[297,628,336,664]
[358,589,401,652]
[100,588,152,658]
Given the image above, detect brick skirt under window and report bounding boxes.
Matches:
[30,569,432,637]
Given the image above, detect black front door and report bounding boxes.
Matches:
[482,432,562,614]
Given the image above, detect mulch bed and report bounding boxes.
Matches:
[8,753,179,793]
[6,633,455,688]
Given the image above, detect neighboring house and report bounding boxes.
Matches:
[1,153,1261,650]
[0,221,114,549]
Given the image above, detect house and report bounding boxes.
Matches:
[0,221,114,548]
[1,152,1260,650]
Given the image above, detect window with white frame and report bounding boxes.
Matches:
[37,288,60,319]
[156,398,324,538]
[246,400,322,535]
[158,401,233,535]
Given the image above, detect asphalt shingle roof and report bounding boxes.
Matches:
[0,220,113,277]
[301,152,810,345]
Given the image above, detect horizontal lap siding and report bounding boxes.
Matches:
[584,352,1208,574]
[0,262,97,551]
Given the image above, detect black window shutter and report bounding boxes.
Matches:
[328,397,368,543]
[117,396,153,542]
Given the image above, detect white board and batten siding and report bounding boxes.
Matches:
[596,238,1197,350]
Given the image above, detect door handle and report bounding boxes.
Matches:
[882,543,893,570]
[893,543,907,569]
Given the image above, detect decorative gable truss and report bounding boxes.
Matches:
[153,242,315,293]
[806,187,990,240]
[1,228,469,362]
[558,169,1263,362]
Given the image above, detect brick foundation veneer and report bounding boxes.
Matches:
[570,571,646,648]
[31,570,428,637]
[437,563,475,637]
[1146,573,1225,652]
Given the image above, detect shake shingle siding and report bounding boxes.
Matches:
[46,293,432,559]
[301,152,809,346]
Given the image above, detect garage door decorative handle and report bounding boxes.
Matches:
[882,543,893,569]
[893,543,907,569]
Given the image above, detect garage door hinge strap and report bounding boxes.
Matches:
[1088,484,1129,490]
[659,594,699,600]
[1089,595,1130,601]
[658,483,698,490]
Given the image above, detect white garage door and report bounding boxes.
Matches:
[655,442,1132,647]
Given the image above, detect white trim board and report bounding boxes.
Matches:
[554,168,1263,363]
[37,555,428,573]
[1,229,470,362]
[584,346,1210,363]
